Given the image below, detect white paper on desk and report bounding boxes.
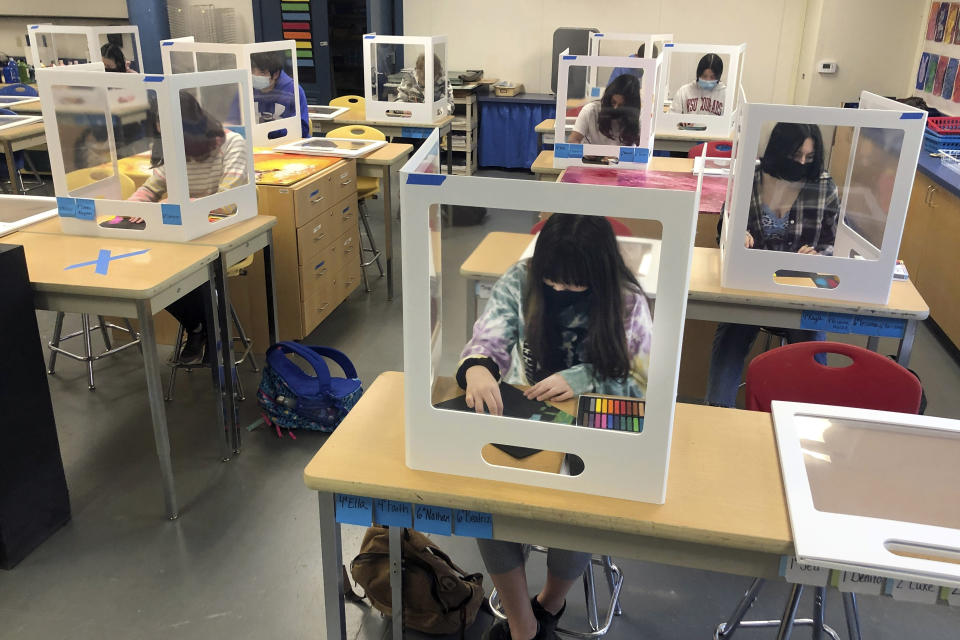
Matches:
[692,156,731,176]
[521,233,660,298]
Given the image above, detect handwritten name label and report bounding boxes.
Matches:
[454,510,493,539]
[334,494,372,526]
[887,579,940,604]
[374,499,412,528]
[836,571,885,595]
[414,505,452,535]
[946,587,960,606]
[780,556,830,586]
[850,315,906,338]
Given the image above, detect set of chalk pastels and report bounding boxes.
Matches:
[576,394,644,433]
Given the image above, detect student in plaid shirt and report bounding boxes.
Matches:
[706,123,839,407]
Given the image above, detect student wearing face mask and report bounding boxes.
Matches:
[101,42,134,73]
[457,214,652,640]
[705,122,839,408]
[670,53,725,116]
[249,51,310,138]
[567,74,642,147]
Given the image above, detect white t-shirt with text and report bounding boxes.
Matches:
[669,81,726,116]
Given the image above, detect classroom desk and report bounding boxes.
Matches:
[304,371,792,640]
[461,232,930,366]
[310,106,454,174]
[0,121,46,194]
[10,98,41,114]
[531,151,699,183]
[2,230,222,519]
[535,118,731,153]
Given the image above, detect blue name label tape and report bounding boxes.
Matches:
[414,504,452,535]
[335,494,373,526]
[802,310,905,337]
[57,196,77,218]
[401,127,430,138]
[374,499,412,528]
[454,510,493,539]
[161,203,182,225]
[74,198,96,221]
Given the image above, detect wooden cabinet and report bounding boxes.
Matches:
[257,159,361,341]
[901,172,960,348]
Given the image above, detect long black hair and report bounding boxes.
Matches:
[524,214,641,380]
[100,42,126,72]
[146,92,226,167]
[761,122,825,181]
[597,74,642,146]
[697,53,723,81]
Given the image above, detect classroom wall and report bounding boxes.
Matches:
[0,17,129,62]
[403,0,807,103]
[795,0,928,107]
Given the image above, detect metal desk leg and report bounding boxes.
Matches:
[3,141,22,194]
[775,584,803,640]
[841,592,862,640]
[715,577,765,639]
[263,238,280,346]
[318,492,347,640]
[812,586,826,640]
[203,264,232,461]
[896,319,918,367]
[466,278,478,341]
[865,336,880,352]
[135,300,180,519]
[446,131,454,174]
[389,525,404,639]
[382,164,394,301]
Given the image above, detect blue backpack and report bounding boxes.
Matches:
[257,342,363,434]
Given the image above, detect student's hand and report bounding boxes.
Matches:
[465,365,503,416]
[744,231,754,248]
[524,374,574,403]
[797,245,818,255]
[129,217,144,223]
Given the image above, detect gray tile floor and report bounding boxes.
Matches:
[3,170,960,639]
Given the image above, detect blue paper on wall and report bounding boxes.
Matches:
[414,504,453,535]
[374,499,412,528]
[944,58,960,99]
[335,494,373,526]
[454,510,493,539]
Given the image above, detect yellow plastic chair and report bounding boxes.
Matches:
[326,125,386,292]
[65,167,136,199]
[329,95,364,110]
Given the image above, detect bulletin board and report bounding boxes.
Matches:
[914,2,960,115]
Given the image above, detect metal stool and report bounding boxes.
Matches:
[47,314,140,390]
[357,198,384,292]
[714,578,861,640]
[165,302,258,401]
[489,549,623,639]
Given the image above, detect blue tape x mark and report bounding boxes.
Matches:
[65,249,150,276]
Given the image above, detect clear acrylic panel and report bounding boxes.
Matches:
[98,32,140,72]
[432,209,659,459]
[373,42,427,103]
[38,33,91,66]
[666,50,731,119]
[51,84,117,193]
[565,63,645,150]
[169,50,197,74]
[198,51,237,72]
[249,49,296,123]
[796,414,960,530]
[595,37,645,59]
[178,85,250,203]
[432,42,447,104]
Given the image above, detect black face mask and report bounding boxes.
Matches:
[762,155,811,182]
[542,284,590,310]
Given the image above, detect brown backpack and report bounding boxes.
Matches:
[349,526,485,636]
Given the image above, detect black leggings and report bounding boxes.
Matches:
[166,286,206,333]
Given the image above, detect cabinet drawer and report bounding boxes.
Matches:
[302,280,339,335]
[336,251,363,302]
[329,161,357,206]
[290,160,352,227]
[297,208,337,264]
[300,242,341,305]
[334,194,360,238]
[336,223,360,268]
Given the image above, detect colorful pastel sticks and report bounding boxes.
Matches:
[576,395,644,433]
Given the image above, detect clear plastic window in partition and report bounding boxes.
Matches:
[658,44,744,136]
[364,35,448,123]
[249,48,296,124]
[34,32,91,67]
[371,41,427,106]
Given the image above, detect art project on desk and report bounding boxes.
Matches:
[253,150,341,186]
[560,166,728,214]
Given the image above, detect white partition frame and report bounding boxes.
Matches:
[586,32,673,99]
[400,130,700,503]
[554,52,665,169]
[37,67,257,242]
[772,400,960,588]
[159,37,302,147]
[720,91,925,305]
[657,43,746,138]
[28,24,143,73]
[361,33,450,124]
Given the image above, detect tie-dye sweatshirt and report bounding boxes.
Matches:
[459,260,652,398]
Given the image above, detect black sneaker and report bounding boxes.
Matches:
[531,596,565,633]
[482,619,554,640]
[178,329,207,365]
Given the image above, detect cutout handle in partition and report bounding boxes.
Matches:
[267,128,288,140]
[774,270,840,290]
[885,540,960,567]
[481,445,582,477]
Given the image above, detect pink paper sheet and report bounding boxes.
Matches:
[560,166,727,214]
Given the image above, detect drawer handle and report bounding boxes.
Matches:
[310,194,326,204]
[340,179,353,186]
[315,267,328,276]
[316,302,330,311]
[313,232,327,241]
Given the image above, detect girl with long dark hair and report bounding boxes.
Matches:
[567,73,642,147]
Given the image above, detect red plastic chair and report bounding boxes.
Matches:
[687,140,733,159]
[744,341,922,413]
[530,217,633,237]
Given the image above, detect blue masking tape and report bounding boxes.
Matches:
[594,33,605,37]
[335,494,373,526]
[567,143,583,158]
[364,35,375,39]
[850,315,907,338]
[161,41,174,46]
[161,203,182,225]
[900,112,924,119]
[801,310,853,333]
[554,143,569,158]
[74,198,96,220]
[414,504,453,535]
[226,125,246,138]
[562,55,577,60]
[454,510,493,539]
[401,127,429,138]
[825,313,853,334]
[374,499,412,528]
[143,75,164,83]
[591,87,601,97]
[57,196,77,218]
[406,173,446,186]
[664,42,675,48]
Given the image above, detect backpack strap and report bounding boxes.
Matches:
[308,346,359,379]
[266,341,333,396]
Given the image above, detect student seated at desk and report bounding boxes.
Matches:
[458,214,652,640]
[706,122,839,407]
[567,75,642,148]
[249,51,310,138]
[606,43,659,85]
[124,92,249,363]
[670,53,725,116]
[101,42,135,73]
[396,53,452,107]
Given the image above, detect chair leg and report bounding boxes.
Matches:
[81,314,95,390]
[775,584,803,640]
[841,592,862,640]
[123,319,142,354]
[715,577,765,639]
[601,556,622,616]
[812,587,826,640]
[97,315,113,351]
[582,561,600,632]
[48,312,65,374]
[230,303,258,373]
[359,201,384,277]
[234,364,246,401]
[165,324,186,402]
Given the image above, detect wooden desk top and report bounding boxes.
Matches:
[531,151,561,175]
[1,231,217,298]
[534,152,694,176]
[358,142,414,166]
[332,107,454,130]
[0,121,45,143]
[304,372,792,554]
[535,118,555,133]
[190,215,277,251]
[11,98,41,114]
[461,232,930,319]
[534,118,730,143]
